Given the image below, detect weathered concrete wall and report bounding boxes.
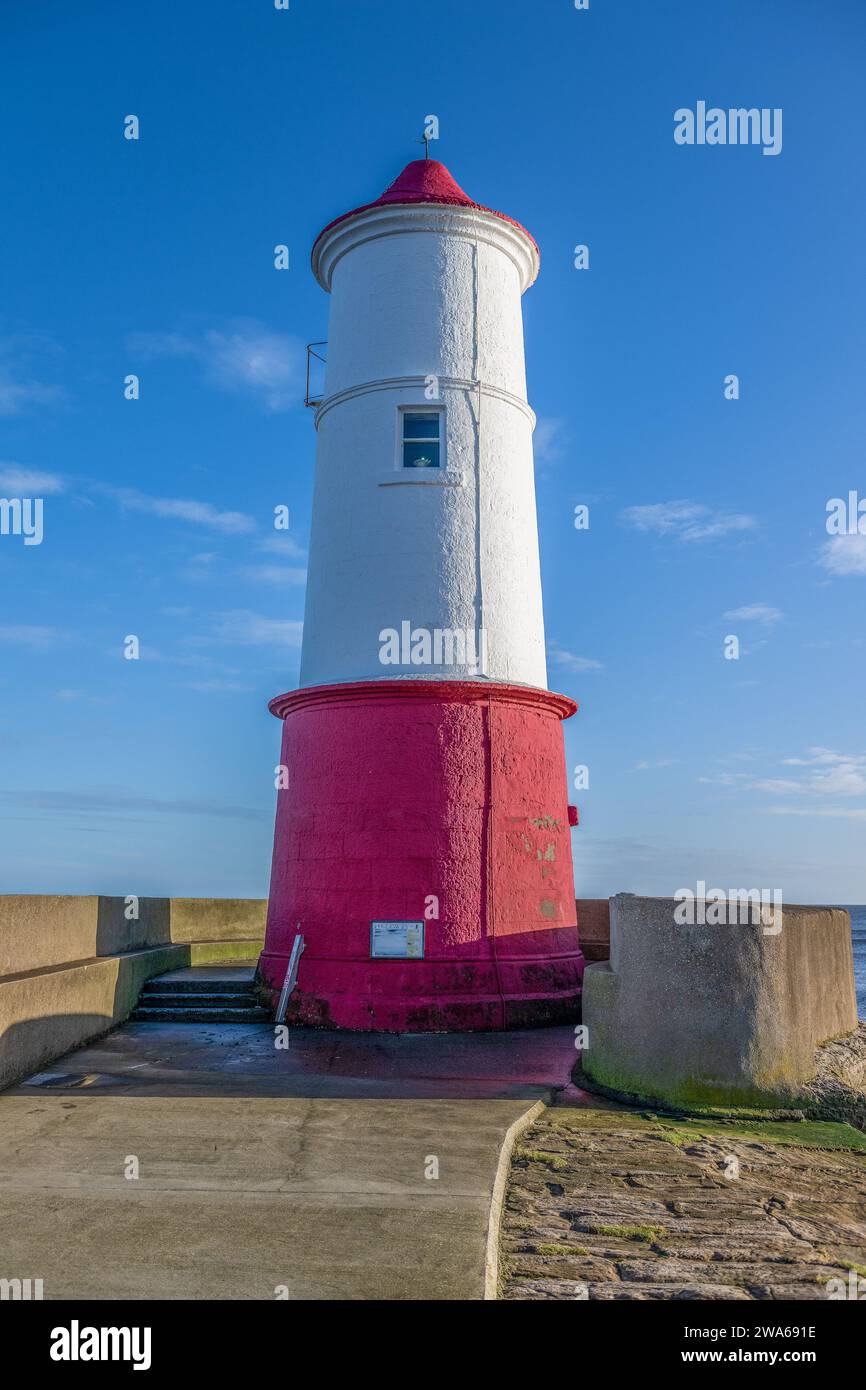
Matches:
[0,947,181,1091]
[0,895,266,974]
[0,897,267,1091]
[168,898,266,945]
[1,896,103,976]
[581,894,858,1109]
[95,897,172,957]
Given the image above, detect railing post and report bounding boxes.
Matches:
[275,927,305,1023]
[304,341,327,407]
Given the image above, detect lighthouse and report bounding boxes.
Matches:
[257,157,584,1030]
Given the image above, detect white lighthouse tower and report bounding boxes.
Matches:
[259,157,584,1031]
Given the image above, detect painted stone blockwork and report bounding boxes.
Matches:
[260,681,584,1031]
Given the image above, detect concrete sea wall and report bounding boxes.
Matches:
[0,896,266,1090]
[580,893,858,1109]
[575,898,610,962]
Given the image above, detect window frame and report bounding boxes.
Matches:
[378,403,462,487]
[398,405,444,472]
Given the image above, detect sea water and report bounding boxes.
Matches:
[843,905,866,1020]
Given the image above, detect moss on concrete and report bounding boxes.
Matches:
[187,940,261,964]
[541,1101,866,1153]
[515,1147,567,1171]
[649,1114,866,1153]
[578,1058,805,1112]
[581,1223,665,1243]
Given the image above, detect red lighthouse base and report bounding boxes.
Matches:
[258,680,584,1032]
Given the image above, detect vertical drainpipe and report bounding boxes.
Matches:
[472,234,505,1026]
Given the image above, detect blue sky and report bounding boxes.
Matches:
[1,0,864,902]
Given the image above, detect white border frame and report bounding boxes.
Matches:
[377,402,464,487]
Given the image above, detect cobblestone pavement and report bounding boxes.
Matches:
[501,1094,866,1300]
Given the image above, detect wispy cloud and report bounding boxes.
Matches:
[99,485,254,535]
[722,603,783,624]
[698,771,751,787]
[184,678,254,694]
[0,625,69,651]
[701,746,866,804]
[129,319,302,412]
[620,500,756,542]
[210,610,303,648]
[0,788,267,822]
[2,471,261,547]
[238,564,307,586]
[55,688,115,706]
[181,552,220,582]
[634,759,679,770]
[547,641,604,673]
[121,644,238,673]
[0,334,64,416]
[0,464,65,494]
[819,534,866,576]
[533,417,566,463]
[258,534,306,559]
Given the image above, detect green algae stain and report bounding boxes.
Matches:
[650,1115,866,1153]
[535,1243,586,1256]
[582,1223,665,1243]
[515,1146,567,1171]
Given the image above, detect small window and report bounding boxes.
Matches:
[402,412,441,469]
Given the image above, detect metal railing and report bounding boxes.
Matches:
[304,342,327,408]
[275,929,305,1023]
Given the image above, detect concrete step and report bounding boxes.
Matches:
[143,977,257,995]
[131,967,268,1023]
[130,1005,270,1024]
[136,990,254,1007]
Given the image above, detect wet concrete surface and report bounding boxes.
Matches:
[0,1012,575,1300]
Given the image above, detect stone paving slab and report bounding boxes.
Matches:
[500,1090,866,1300]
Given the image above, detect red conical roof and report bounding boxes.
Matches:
[312,158,539,259]
[373,158,476,208]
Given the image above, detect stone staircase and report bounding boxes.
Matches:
[131,965,270,1024]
